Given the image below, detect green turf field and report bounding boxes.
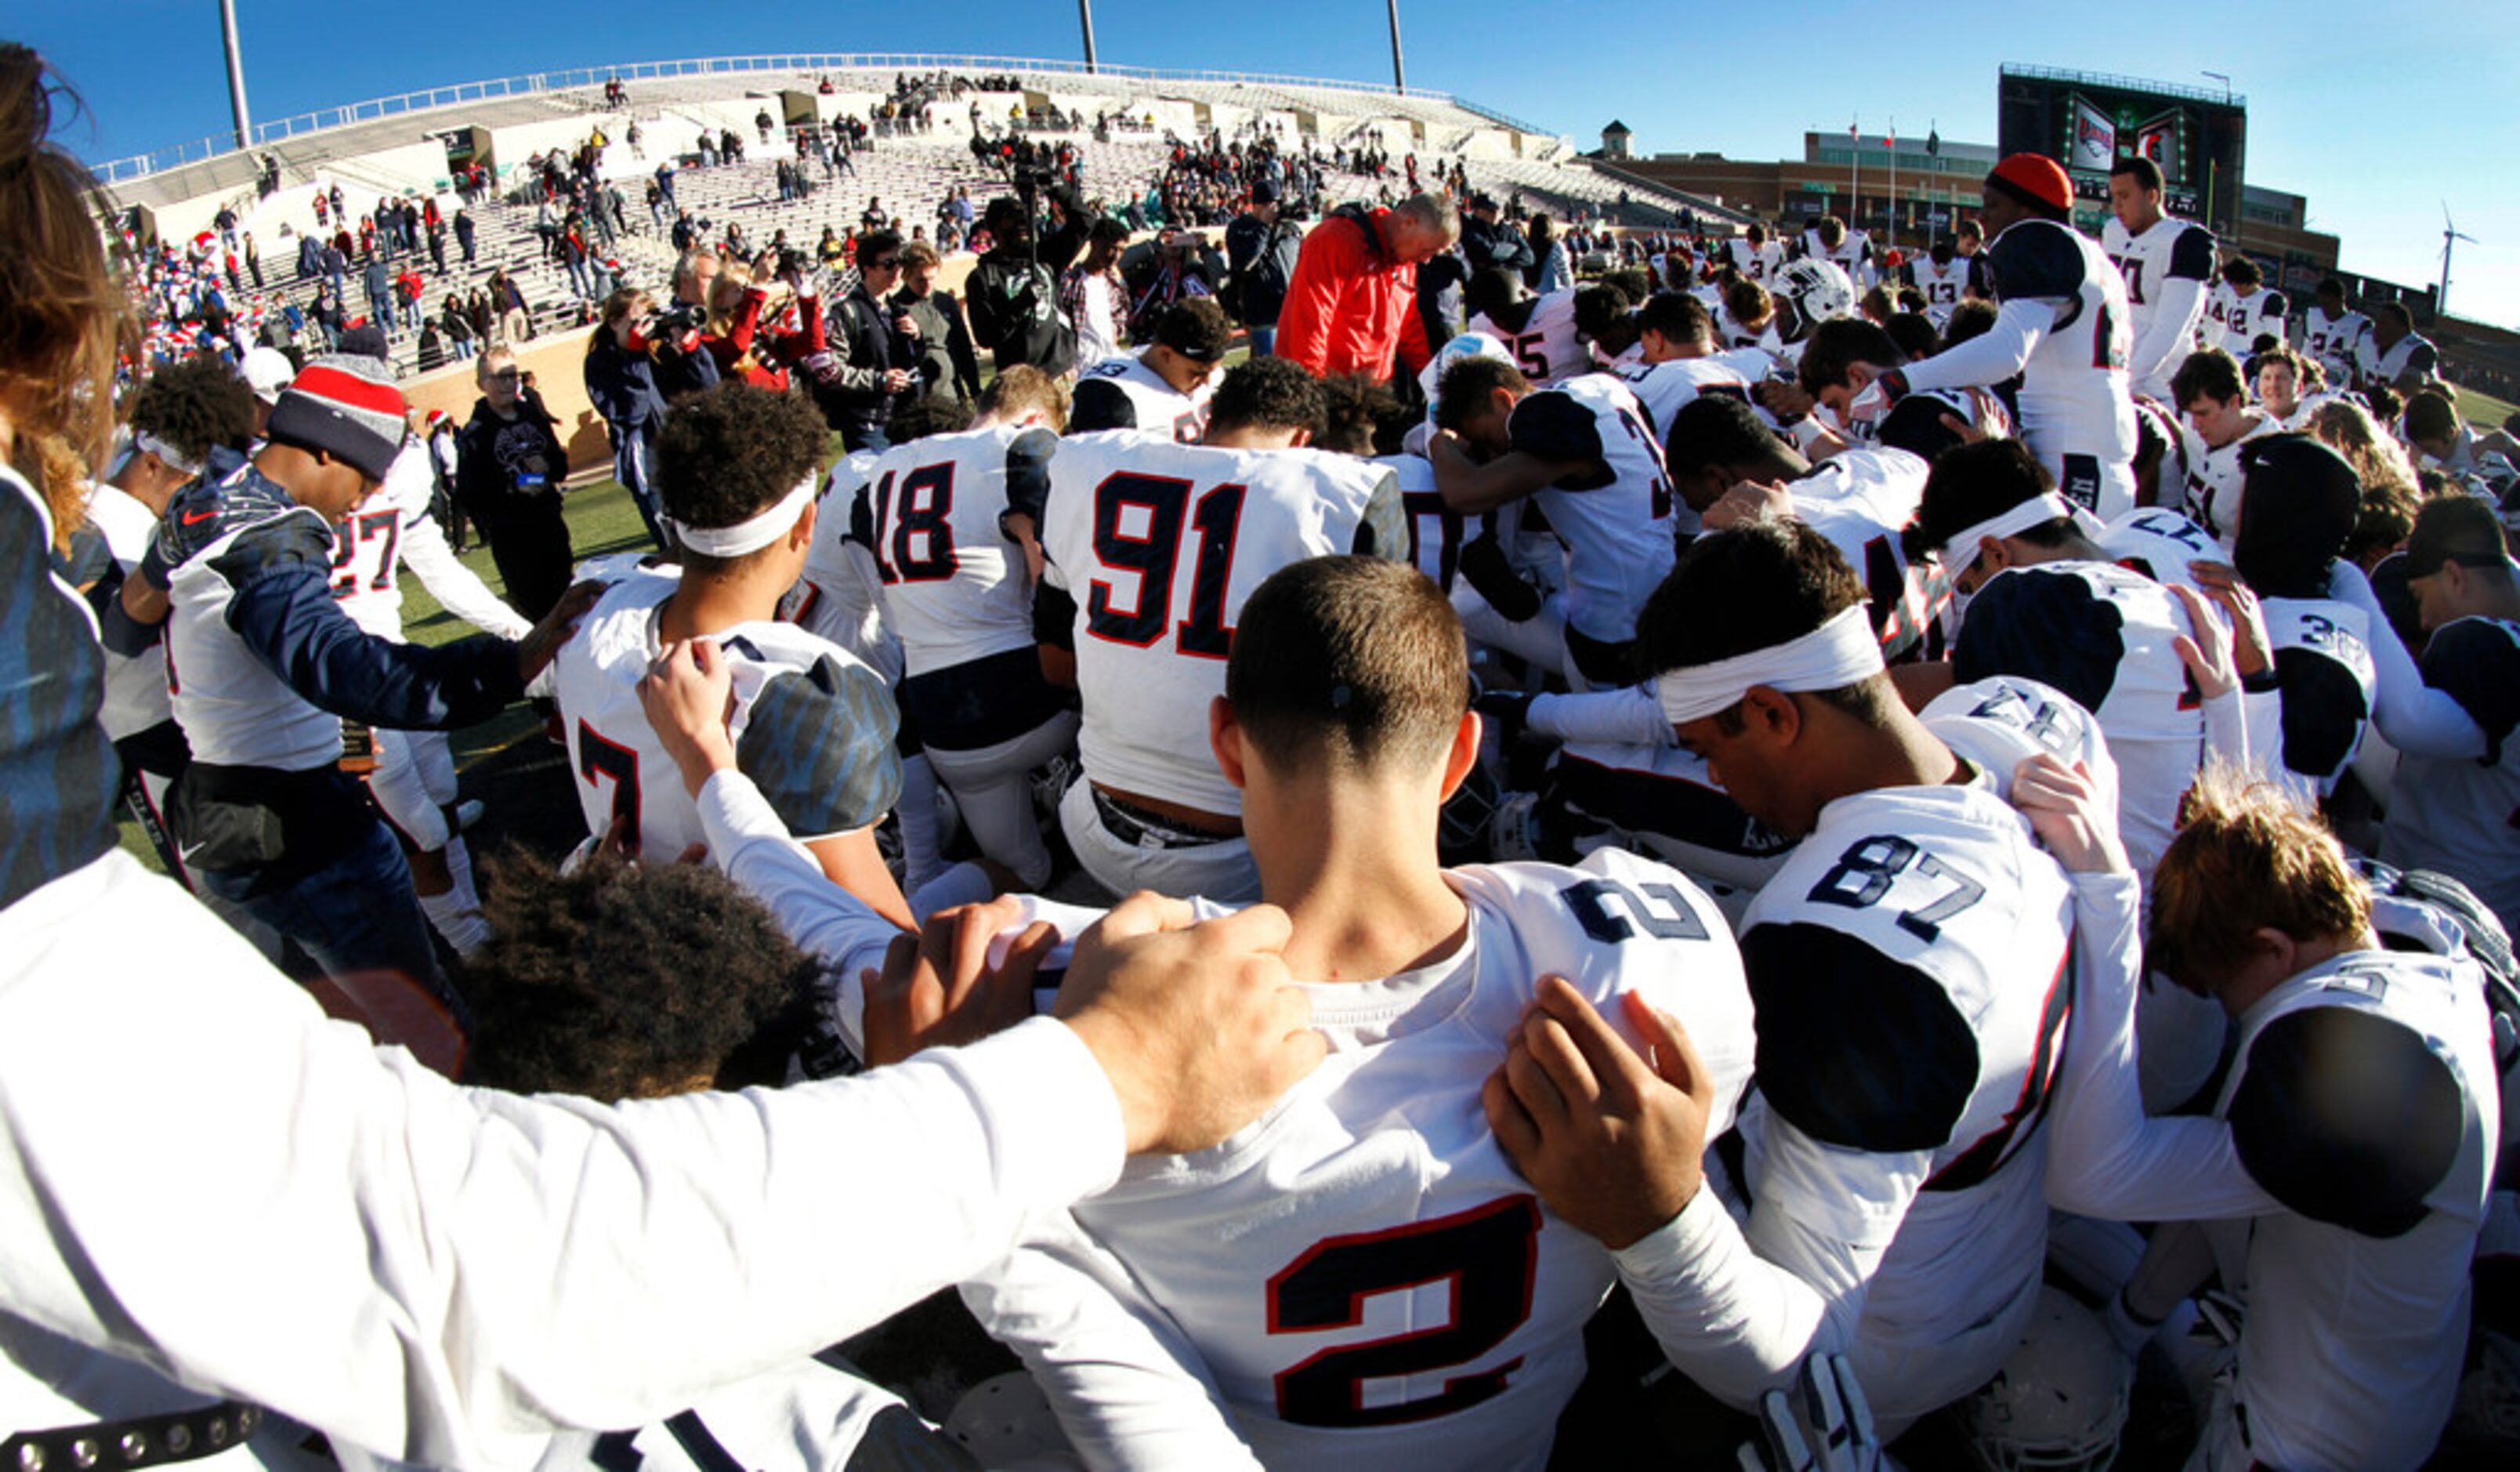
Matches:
[2453,384,2518,433]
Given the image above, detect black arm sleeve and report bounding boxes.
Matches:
[1740,920,1979,1153]
[1953,570,2127,719]
[1508,391,1614,491]
[2273,645,2372,783]
[2423,619,2520,763]
[1033,581,1078,651]
[2168,224,2218,281]
[2228,1004,2463,1238]
[1002,429,1057,528]
[1984,221,2087,303]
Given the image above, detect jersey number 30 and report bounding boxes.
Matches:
[1268,1195,1541,1427]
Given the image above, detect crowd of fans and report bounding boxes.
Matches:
[16,37,2520,1472]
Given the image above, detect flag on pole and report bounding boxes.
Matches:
[1848,118,1859,140]
[1926,127,1940,158]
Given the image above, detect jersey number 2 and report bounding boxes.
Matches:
[1268,1194,1541,1427]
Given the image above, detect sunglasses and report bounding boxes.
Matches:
[869,256,901,269]
[486,368,520,382]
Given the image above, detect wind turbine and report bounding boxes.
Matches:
[2441,202,2478,318]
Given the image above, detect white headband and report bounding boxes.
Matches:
[1656,604,1886,727]
[667,473,816,558]
[1933,491,2079,573]
[134,430,203,478]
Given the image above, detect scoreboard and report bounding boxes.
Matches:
[1997,67,2246,236]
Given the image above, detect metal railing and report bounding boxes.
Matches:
[1998,63,2246,110]
[86,53,1566,187]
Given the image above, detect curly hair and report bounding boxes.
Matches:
[1314,373,1403,456]
[1206,355,1324,438]
[657,380,829,535]
[460,848,822,1100]
[126,353,257,465]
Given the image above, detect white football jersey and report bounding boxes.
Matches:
[2379,616,2520,931]
[1785,448,1938,660]
[1506,374,1675,647]
[2099,506,2216,593]
[2099,214,2215,399]
[1071,350,1215,442]
[2198,281,2288,358]
[2178,412,2281,549]
[1038,432,1407,816]
[1803,230,1874,288]
[2359,328,2440,389]
[1732,767,2074,1414]
[2261,597,2375,799]
[157,466,346,771]
[1544,742,1797,919]
[554,569,900,863]
[331,436,529,643]
[1920,674,2121,825]
[1006,849,1758,1470]
[1979,219,2138,513]
[1609,356,1754,445]
[2300,305,2371,388]
[84,480,175,744]
[1727,237,1783,283]
[1908,256,1971,327]
[1954,560,2203,875]
[1468,288,1587,386]
[2204,945,2499,1471]
[1374,451,1464,594]
[796,450,903,686]
[848,424,1054,675]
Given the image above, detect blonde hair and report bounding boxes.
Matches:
[976,364,1070,432]
[0,46,133,543]
[2308,397,2419,493]
[2149,765,2370,987]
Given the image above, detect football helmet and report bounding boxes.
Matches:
[1769,258,1857,343]
[1955,1288,2131,1471]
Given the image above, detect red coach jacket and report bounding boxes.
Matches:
[1273,205,1432,384]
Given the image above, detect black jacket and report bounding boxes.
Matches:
[808,285,913,435]
[583,335,669,442]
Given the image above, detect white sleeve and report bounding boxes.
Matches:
[2129,275,2208,387]
[2040,871,2282,1220]
[2326,560,2488,759]
[1609,1124,1930,1409]
[397,506,533,640]
[1525,683,1673,747]
[1898,297,2058,394]
[2199,685,2287,789]
[961,1214,1261,1471]
[0,855,1126,1469]
[697,768,900,1059]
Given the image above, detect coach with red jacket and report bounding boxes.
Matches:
[1273,193,1457,384]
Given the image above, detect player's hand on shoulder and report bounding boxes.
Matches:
[863,897,1055,1067]
[1704,480,1791,531]
[2008,753,2129,876]
[1483,975,1711,1249]
[2183,563,2271,678]
[639,637,740,795]
[1054,894,1326,1156]
[516,578,609,680]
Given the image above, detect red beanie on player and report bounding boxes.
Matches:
[1986,154,2074,218]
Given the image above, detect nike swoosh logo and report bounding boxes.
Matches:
[177,840,208,861]
[181,508,216,525]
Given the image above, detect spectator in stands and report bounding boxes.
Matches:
[454,346,577,622]
[440,295,476,362]
[362,255,393,336]
[242,232,261,288]
[454,208,476,266]
[1226,181,1302,358]
[892,241,983,405]
[583,289,673,549]
[1526,212,1571,293]
[1274,191,1457,384]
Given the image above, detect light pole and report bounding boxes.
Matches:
[219,0,252,149]
[2200,71,2235,246]
[1078,0,1099,73]
[1386,0,1407,95]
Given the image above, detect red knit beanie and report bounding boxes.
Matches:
[1986,154,2074,217]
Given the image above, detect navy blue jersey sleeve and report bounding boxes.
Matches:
[2273,645,2370,783]
[1740,920,1979,1152]
[845,480,875,552]
[1953,569,2127,719]
[1985,221,2086,303]
[2421,619,2520,763]
[1508,390,1615,491]
[2168,225,2218,281]
[1033,580,1078,651]
[2227,1003,2463,1238]
[218,520,524,729]
[2405,339,2438,375]
[1066,377,1139,434]
[1002,428,1058,531]
[733,654,903,839]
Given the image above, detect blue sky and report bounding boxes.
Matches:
[20,2,2520,329]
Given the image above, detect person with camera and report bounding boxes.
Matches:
[966,185,1093,378]
[455,346,578,621]
[697,247,826,394]
[807,230,915,451]
[582,288,675,549]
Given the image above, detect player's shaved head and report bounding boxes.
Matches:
[1226,556,1468,778]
